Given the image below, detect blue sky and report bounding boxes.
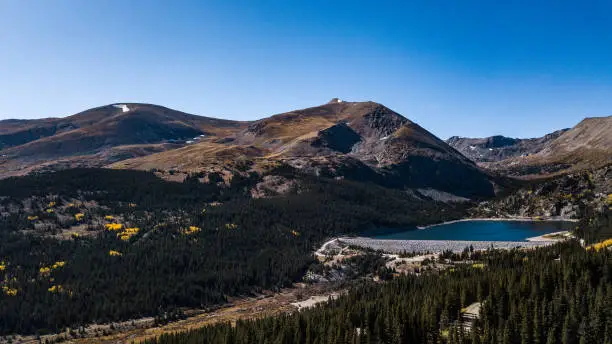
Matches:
[1,0,611,139]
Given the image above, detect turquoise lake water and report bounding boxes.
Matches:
[366,220,575,242]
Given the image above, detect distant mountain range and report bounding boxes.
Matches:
[447,116,611,176]
[1,100,609,196]
[446,129,569,163]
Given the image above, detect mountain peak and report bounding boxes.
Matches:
[327,98,344,104]
[112,104,131,113]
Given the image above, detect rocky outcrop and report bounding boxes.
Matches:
[311,123,362,154]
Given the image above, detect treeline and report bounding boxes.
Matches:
[0,168,466,335]
[145,242,612,344]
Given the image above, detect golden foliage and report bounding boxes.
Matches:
[116,227,140,241]
[2,286,17,296]
[74,213,85,221]
[39,266,51,275]
[472,263,485,269]
[48,201,56,207]
[607,194,612,205]
[105,215,115,221]
[27,215,39,221]
[48,285,64,293]
[109,250,122,256]
[124,227,140,234]
[0,262,6,271]
[587,239,612,252]
[52,261,66,269]
[46,208,54,214]
[225,223,238,230]
[183,226,201,235]
[105,223,123,231]
[71,232,80,238]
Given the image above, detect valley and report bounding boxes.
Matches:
[12,283,341,344]
[6,220,574,344]
[0,101,610,344]
[3,3,611,342]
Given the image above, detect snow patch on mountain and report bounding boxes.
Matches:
[113,104,130,113]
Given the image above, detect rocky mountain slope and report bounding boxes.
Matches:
[1,99,496,198]
[472,164,611,219]
[446,129,568,163]
[448,116,611,176]
[113,100,496,197]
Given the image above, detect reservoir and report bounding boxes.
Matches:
[366,220,575,242]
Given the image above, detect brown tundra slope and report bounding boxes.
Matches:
[1,99,500,197]
[447,116,611,177]
[113,99,497,197]
[0,103,247,178]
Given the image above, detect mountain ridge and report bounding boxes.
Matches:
[446,129,570,163]
[1,100,496,197]
[447,115,611,177]
[4,100,608,196]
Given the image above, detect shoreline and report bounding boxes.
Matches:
[416,217,578,230]
[525,230,573,242]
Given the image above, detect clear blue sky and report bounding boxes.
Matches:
[1,0,611,139]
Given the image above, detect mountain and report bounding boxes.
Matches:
[535,116,612,160]
[0,103,246,177]
[1,100,496,197]
[447,116,612,176]
[113,100,496,197]
[484,116,612,176]
[446,129,568,163]
[1,103,245,155]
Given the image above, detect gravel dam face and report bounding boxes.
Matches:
[340,237,554,254]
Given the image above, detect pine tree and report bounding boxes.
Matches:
[545,327,557,344]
